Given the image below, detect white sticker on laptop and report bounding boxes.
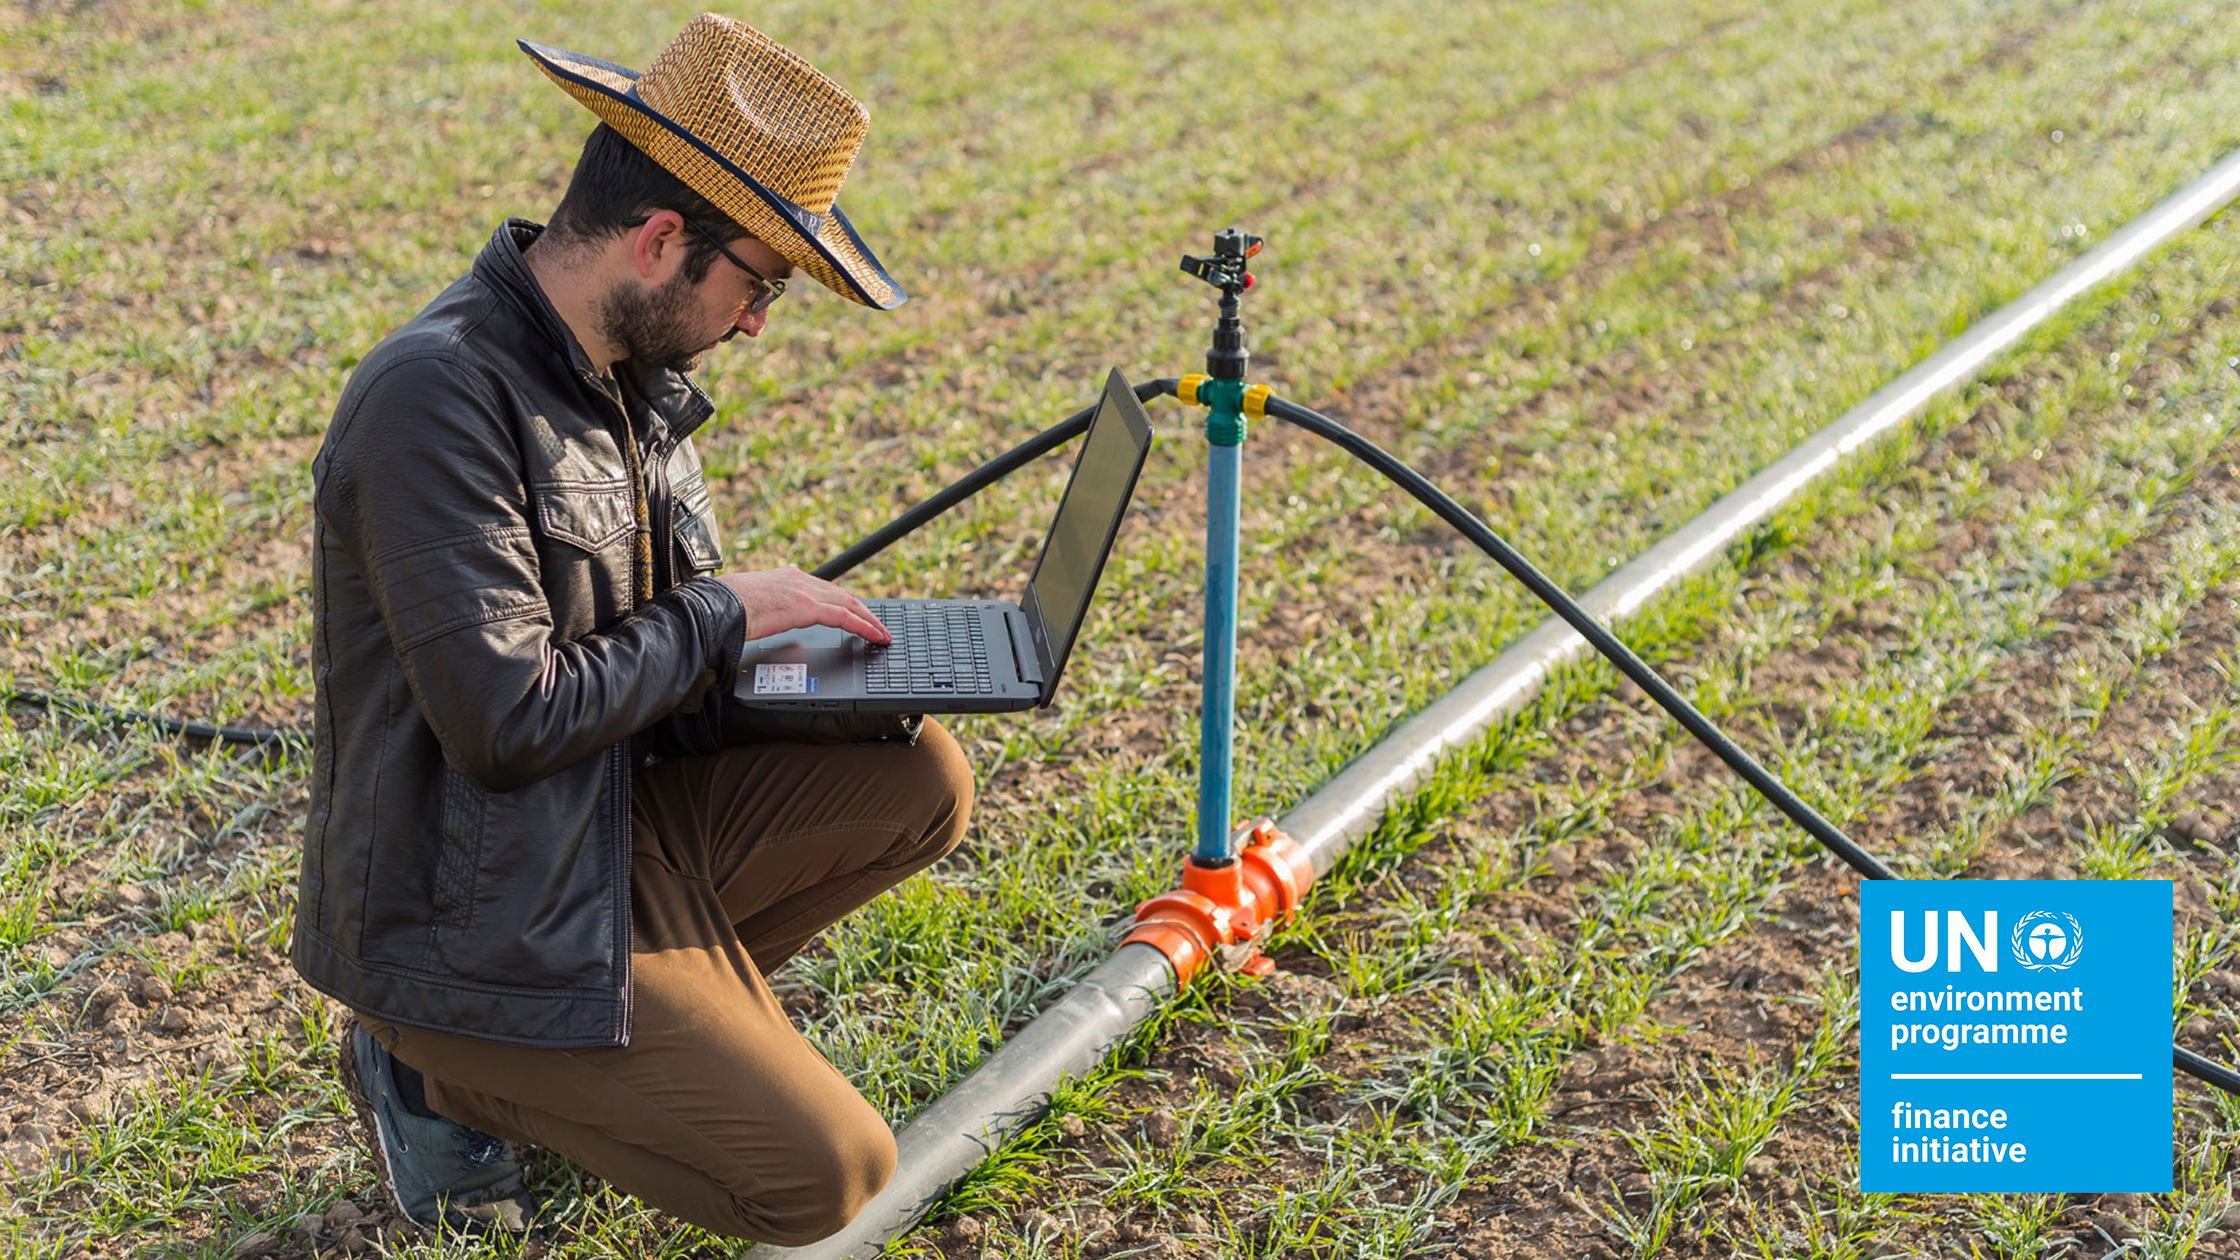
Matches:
[753,663,809,695]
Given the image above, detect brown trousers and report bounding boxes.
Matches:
[358,721,972,1245]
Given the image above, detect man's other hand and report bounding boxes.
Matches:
[717,567,891,645]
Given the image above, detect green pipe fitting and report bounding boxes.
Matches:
[1197,378,1248,446]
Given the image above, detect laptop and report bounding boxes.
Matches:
[732,367,1155,713]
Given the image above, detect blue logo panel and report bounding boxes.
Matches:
[1860,880,2171,1192]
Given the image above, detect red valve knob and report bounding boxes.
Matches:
[1242,272,1256,290]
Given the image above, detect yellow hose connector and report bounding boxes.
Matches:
[1242,383,1271,419]
[1177,374,1209,406]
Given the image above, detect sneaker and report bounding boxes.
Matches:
[339,1019,537,1236]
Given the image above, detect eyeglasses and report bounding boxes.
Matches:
[622,214,787,314]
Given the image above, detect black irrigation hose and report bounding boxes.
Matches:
[2177,1046,2240,1095]
[4,687,308,752]
[1266,393,1898,882]
[812,378,1179,582]
[1262,391,2240,1098]
[5,379,1189,751]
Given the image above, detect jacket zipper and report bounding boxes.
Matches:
[588,370,641,1047]
[585,368,708,1048]
[610,744,633,1046]
[649,437,674,592]
[620,373,685,593]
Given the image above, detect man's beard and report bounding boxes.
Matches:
[594,268,728,375]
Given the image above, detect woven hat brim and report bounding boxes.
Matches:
[520,38,906,311]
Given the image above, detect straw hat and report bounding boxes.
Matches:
[520,14,904,310]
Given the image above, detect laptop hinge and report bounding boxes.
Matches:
[1006,609,1046,686]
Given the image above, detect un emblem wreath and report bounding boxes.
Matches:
[2010,910,2083,973]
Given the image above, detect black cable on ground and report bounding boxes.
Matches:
[5,688,308,752]
[1262,391,2239,1097]
[9,379,1185,751]
[813,377,1180,582]
[1265,393,1898,881]
[2176,1045,2240,1095]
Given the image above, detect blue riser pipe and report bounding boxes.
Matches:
[1195,439,1242,862]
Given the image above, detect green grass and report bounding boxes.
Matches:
[904,219,2240,1255]
[7,0,2240,1254]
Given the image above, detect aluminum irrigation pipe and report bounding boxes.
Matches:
[1282,145,2240,876]
[749,149,2240,1259]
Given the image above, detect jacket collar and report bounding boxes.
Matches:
[475,218,718,443]
[630,368,716,444]
[475,219,599,379]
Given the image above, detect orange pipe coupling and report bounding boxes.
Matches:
[1123,819,1314,985]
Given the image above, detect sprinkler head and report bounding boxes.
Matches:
[1213,227,1262,259]
[1180,227,1264,298]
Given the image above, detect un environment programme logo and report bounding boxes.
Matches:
[2010,910,2084,972]
[1862,880,2171,1193]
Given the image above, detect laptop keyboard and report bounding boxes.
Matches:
[864,601,994,694]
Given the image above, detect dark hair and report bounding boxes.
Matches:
[544,124,748,283]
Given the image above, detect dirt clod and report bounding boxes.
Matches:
[2088,1209,2133,1241]
[65,1086,111,1123]
[2167,811,2218,844]
[322,1201,364,1231]
[1141,1108,1182,1146]
[81,985,130,1032]
[0,1136,47,1175]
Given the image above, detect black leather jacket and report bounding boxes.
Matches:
[294,220,760,1047]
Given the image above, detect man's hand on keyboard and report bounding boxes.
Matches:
[716,566,892,645]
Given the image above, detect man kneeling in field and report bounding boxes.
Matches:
[290,14,970,1243]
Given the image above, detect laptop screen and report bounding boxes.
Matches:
[1023,371,1153,693]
